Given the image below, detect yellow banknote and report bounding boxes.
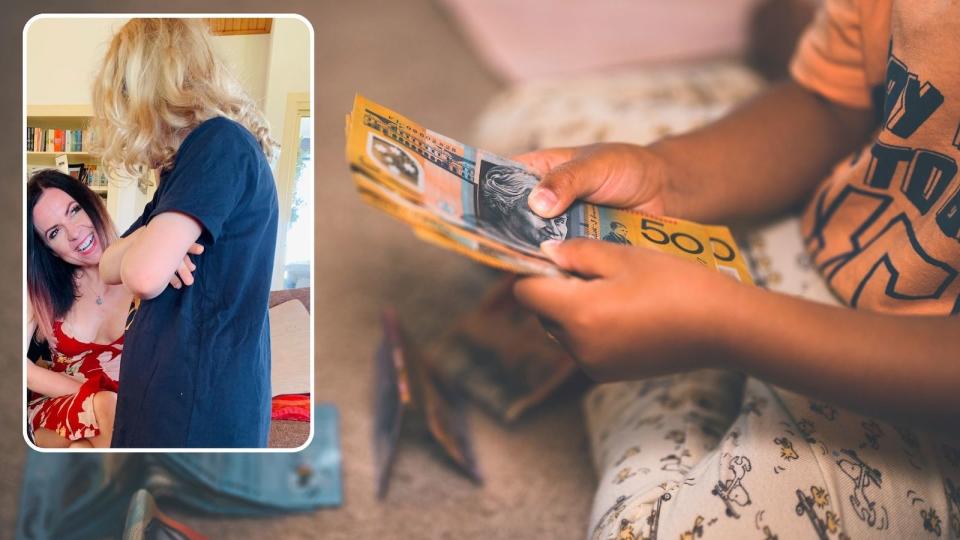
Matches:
[347,95,753,284]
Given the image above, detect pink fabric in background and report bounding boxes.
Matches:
[439,0,763,82]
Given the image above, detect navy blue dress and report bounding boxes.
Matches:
[112,117,278,448]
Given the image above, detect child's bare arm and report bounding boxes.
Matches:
[722,280,960,433]
[118,212,204,299]
[656,79,876,222]
[100,227,142,285]
[514,240,960,433]
[517,79,877,224]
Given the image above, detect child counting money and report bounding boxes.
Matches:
[513,1,960,537]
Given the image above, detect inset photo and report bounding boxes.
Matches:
[24,15,313,450]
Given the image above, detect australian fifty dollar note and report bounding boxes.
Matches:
[346,94,753,284]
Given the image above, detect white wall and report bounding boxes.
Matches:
[26,18,119,105]
[211,33,270,107]
[26,17,270,105]
[263,17,311,156]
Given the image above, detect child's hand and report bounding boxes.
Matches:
[513,143,672,218]
[169,243,204,290]
[513,238,740,381]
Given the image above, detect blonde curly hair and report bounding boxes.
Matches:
[89,18,277,174]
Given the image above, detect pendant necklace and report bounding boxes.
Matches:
[92,280,106,305]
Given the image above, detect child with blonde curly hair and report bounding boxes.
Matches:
[97,18,279,448]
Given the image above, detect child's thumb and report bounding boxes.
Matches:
[527,159,593,218]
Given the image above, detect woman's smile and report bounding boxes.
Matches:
[75,232,96,255]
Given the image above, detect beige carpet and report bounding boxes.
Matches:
[1,1,596,538]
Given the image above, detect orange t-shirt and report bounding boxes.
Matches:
[792,0,960,315]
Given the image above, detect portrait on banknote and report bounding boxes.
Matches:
[603,221,632,245]
[476,160,569,248]
[368,134,422,188]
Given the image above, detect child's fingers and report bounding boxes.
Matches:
[177,259,194,287]
[169,254,197,290]
[540,238,630,279]
[512,274,587,325]
[525,153,611,218]
[511,147,578,176]
[187,243,205,255]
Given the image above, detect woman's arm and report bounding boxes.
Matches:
[24,314,81,398]
[26,360,82,398]
[114,212,204,299]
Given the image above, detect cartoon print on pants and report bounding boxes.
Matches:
[592,494,634,540]
[944,478,960,537]
[795,485,845,540]
[921,507,942,536]
[860,420,884,451]
[679,515,705,540]
[810,401,838,421]
[741,395,768,416]
[775,436,799,461]
[614,467,637,485]
[896,426,926,470]
[755,509,781,539]
[836,449,889,530]
[660,450,692,473]
[614,445,642,467]
[665,429,686,450]
[712,454,752,518]
[616,518,637,540]
[644,492,672,540]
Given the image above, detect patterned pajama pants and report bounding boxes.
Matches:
[585,370,960,540]
[584,217,960,540]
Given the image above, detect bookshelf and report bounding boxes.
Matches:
[26,104,154,232]
[27,103,98,175]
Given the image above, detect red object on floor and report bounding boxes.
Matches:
[272,393,311,422]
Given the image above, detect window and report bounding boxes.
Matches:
[272,93,312,290]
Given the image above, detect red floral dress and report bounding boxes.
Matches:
[27,321,123,442]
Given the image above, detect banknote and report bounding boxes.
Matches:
[354,172,562,276]
[347,95,753,284]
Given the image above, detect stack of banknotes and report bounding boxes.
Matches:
[346,95,753,283]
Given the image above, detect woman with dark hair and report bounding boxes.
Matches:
[25,169,136,448]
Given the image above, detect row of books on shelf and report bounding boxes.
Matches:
[28,161,109,189]
[27,126,91,153]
